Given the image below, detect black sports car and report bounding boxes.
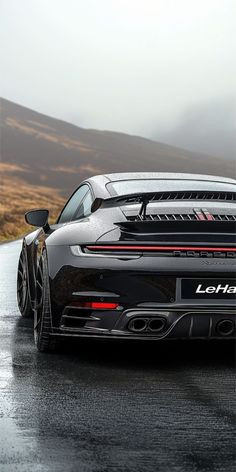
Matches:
[17,172,236,351]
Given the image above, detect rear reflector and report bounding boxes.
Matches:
[70,301,119,310]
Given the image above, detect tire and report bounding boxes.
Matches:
[17,249,34,318]
[34,253,57,352]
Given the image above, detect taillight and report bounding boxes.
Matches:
[84,245,236,253]
[71,244,236,259]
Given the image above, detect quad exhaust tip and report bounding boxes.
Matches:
[148,318,166,332]
[129,318,148,332]
[128,316,235,337]
[216,319,235,336]
[128,317,166,334]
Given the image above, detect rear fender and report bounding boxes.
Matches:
[24,229,43,307]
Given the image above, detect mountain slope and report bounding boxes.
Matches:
[0,97,235,240]
[1,97,234,189]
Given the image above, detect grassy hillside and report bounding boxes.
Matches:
[0,164,64,241]
[1,97,234,241]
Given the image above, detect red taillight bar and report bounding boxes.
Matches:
[85,245,236,253]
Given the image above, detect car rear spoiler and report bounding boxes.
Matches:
[91,192,164,213]
[91,191,236,215]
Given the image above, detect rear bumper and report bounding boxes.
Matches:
[52,307,236,340]
[47,247,236,340]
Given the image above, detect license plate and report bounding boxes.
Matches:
[181,278,236,299]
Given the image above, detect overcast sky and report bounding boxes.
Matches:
[1,0,235,158]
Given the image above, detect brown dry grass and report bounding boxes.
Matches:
[6,117,92,153]
[0,170,65,241]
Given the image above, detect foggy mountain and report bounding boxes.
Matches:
[1,97,235,198]
[155,98,236,161]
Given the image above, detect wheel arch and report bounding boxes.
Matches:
[23,229,41,308]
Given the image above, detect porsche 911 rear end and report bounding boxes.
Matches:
[49,188,236,342]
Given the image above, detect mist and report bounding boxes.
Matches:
[154,97,236,160]
[1,0,235,159]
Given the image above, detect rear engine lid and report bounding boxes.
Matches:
[118,203,236,244]
[114,218,236,245]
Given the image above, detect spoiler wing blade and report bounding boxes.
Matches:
[91,190,236,213]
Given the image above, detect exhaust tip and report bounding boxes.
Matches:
[216,319,235,336]
[128,318,148,332]
[148,318,166,333]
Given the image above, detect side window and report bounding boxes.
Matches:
[72,190,93,220]
[58,185,89,223]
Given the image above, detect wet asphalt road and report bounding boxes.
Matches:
[0,241,235,472]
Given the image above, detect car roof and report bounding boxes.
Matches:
[103,172,236,184]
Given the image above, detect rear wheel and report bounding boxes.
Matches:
[34,254,57,352]
[17,249,33,318]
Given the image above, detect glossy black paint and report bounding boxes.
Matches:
[21,172,236,342]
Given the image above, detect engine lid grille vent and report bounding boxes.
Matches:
[143,191,236,202]
[126,213,236,222]
[213,214,236,221]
